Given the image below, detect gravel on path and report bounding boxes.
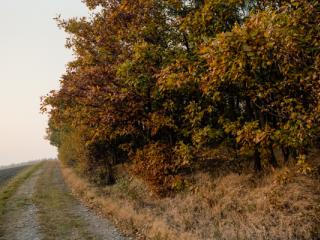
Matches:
[0,168,43,240]
[35,161,129,240]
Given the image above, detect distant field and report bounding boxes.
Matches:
[0,166,27,187]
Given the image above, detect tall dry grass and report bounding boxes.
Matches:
[61,154,320,240]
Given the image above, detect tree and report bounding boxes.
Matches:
[201,0,320,169]
[42,0,320,192]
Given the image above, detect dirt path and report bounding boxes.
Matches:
[34,161,128,240]
[0,162,129,240]
[0,168,43,240]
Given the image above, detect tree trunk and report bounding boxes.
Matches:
[245,98,255,121]
[105,162,115,185]
[281,146,289,163]
[254,146,262,171]
[268,144,278,168]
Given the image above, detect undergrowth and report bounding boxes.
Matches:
[61,153,320,240]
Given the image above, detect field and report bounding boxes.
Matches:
[0,166,27,187]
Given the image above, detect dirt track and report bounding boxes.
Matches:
[0,168,43,240]
[0,162,128,240]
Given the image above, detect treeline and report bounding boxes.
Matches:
[42,0,320,194]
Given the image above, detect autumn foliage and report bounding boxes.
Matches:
[42,0,320,194]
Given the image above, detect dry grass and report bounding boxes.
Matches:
[61,154,320,240]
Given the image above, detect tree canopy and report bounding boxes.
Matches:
[43,0,320,194]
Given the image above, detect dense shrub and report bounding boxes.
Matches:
[132,142,192,195]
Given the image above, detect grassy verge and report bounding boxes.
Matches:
[0,162,43,217]
[61,155,320,240]
[61,165,200,240]
[33,161,96,240]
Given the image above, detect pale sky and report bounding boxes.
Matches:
[0,0,90,165]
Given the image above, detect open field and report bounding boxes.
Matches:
[0,166,28,187]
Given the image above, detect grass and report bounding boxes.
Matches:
[61,152,320,240]
[33,161,97,240]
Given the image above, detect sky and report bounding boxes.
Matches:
[0,0,90,166]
